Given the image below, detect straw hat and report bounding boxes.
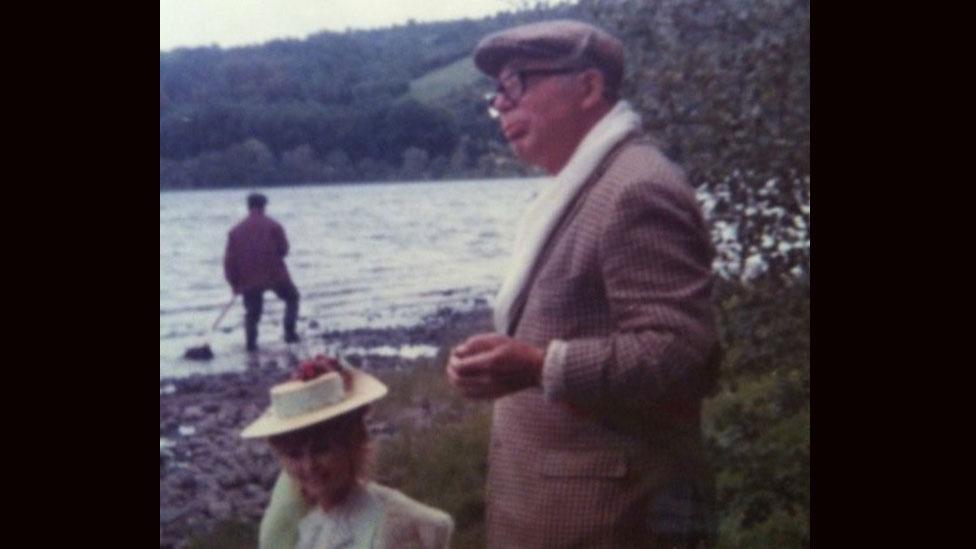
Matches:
[240,363,388,439]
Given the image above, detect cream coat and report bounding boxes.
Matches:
[260,473,454,549]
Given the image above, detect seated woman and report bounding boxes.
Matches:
[241,356,454,549]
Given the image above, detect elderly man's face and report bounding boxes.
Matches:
[491,62,586,174]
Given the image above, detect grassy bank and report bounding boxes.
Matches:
[188,281,810,548]
[372,356,493,549]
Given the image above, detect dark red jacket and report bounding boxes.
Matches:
[223,212,293,293]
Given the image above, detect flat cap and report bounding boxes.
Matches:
[473,19,624,91]
[247,192,268,209]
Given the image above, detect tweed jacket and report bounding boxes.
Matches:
[485,135,720,548]
[223,212,294,293]
[259,474,454,549]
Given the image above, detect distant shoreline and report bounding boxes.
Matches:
[158,174,544,193]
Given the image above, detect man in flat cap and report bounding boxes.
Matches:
[446,20,721,548]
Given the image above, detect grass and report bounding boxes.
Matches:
[371,354,493,549]
[185,519,256,549]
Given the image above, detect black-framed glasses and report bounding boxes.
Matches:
[484,67,581,118]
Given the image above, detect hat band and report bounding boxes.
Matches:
[270,372,346,419]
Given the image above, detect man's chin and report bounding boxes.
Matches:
[510,139,536,165]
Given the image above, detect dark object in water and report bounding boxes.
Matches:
[184,345,214,361]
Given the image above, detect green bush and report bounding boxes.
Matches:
[704,280,810,548]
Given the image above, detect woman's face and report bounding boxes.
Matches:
[275,440,358,509]
[270,416,366,510]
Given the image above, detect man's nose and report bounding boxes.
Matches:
[492,93,516,113]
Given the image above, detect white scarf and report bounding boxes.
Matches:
[493,100,643,332]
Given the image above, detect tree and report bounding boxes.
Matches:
[582,0,810,285]
[186,138,275,187]
[400,146,430,180]
[322,149,353,182]
[280,145,327,184]
[378,100,460,165]
[160,157,190,189]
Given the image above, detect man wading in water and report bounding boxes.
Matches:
[224,193,301,352]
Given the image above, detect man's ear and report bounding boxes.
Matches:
[579,68,607,110]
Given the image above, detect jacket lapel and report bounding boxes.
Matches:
[505,134,638,335]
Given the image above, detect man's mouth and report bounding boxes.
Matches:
[502,122,528,142]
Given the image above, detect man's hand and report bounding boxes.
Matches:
[446,333,545,399]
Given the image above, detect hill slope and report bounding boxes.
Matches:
[408,56,485,105]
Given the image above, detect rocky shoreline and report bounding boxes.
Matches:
[159,306,493,548]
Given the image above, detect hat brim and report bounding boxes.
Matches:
[474,43,568,79]
[240,368,388,439]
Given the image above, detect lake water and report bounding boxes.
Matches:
[161,175,808,380]
[160,178,540,379]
